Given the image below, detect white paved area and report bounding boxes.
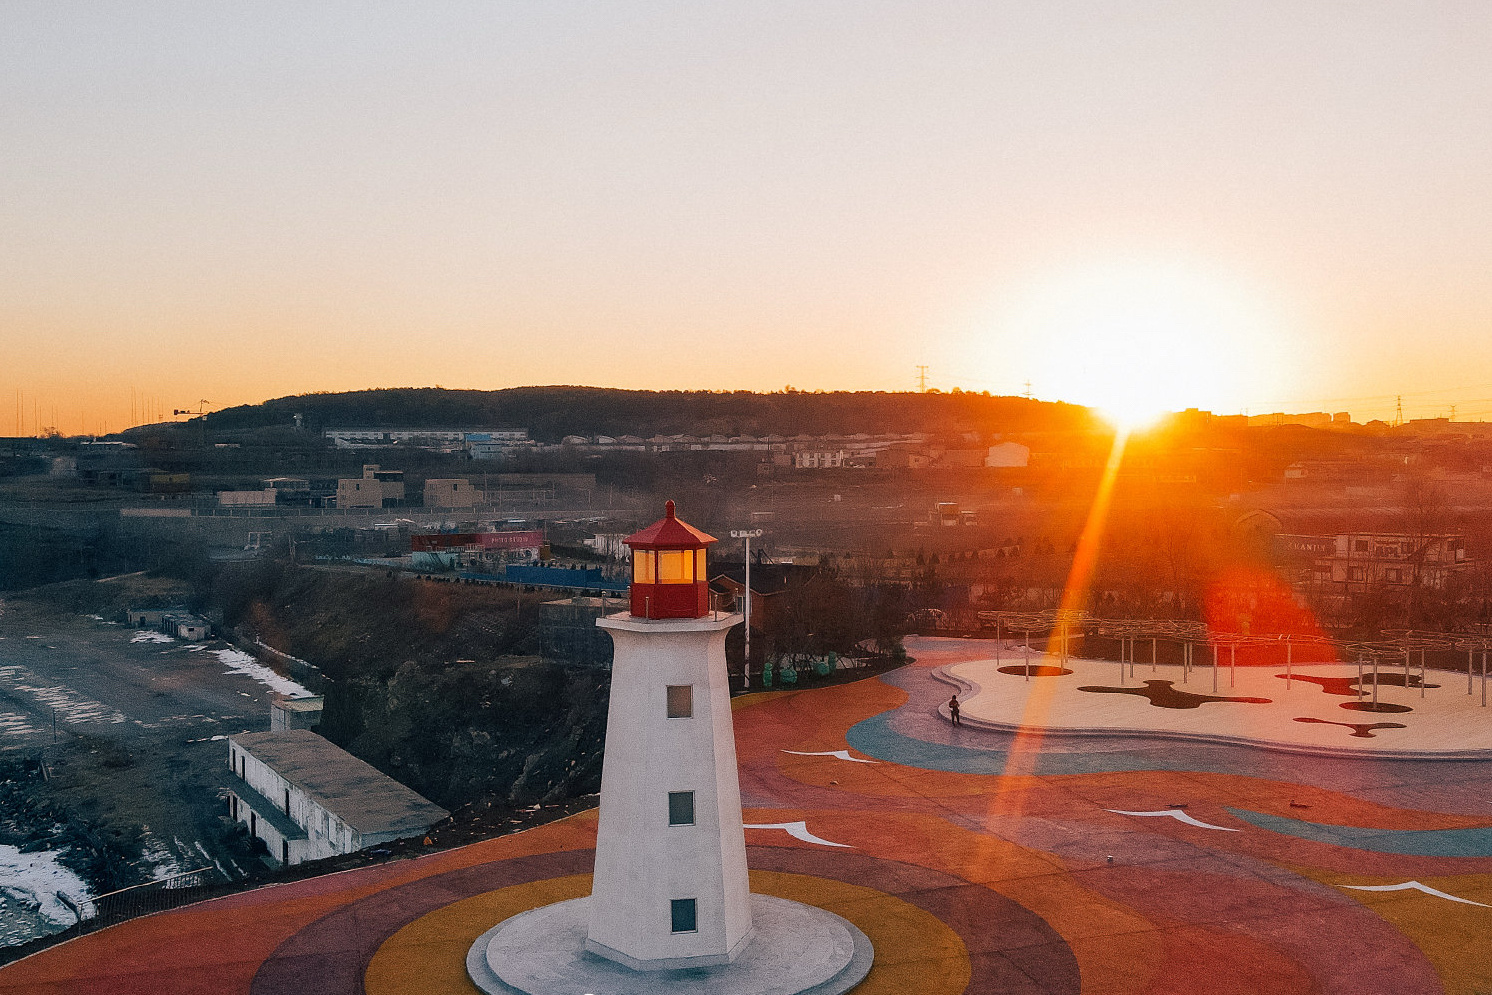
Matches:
[939,654,1492,757]
[468,894,872,995]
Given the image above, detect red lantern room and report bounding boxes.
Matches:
[624,500,716,619]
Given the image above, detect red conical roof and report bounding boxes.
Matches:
[624,500,717,548]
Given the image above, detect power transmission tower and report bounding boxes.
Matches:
[916,366,928,393]
[1024,380,1033,399]
[1395,395,1403,427]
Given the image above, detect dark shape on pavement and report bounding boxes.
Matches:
[1340,700,1414,713]
[1277,673,1440,695]
[997,665,1073,677]
[1294,716,1407,738]
[1077,680,1271,709]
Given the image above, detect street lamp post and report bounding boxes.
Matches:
[730,529,764,690]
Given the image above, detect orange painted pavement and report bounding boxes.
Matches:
[2,653,1490,995]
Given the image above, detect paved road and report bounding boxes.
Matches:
[0,602,276,749]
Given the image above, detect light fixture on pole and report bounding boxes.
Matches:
[730,529,764,690]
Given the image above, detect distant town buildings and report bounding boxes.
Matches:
[584,533,631,560]
[984,442,1030,467]
[793,449,847,469]
[217,476,338,508]
[408,529,544,572]
[300,426,1049,475]
[1266,526,1473,598]
[126,607,212,640]
[324,428,527,449]
[337,465,406,509]
[422,477,478,508]
[227,729,447,866]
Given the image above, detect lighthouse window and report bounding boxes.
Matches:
[668,791,695,826]
[657,549,694,584]
[666,685,693,718]
[670,898,698,933]
[633,550,657,584]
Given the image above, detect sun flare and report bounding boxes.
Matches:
[998,260,1291,429]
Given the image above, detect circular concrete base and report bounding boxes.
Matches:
[466,893,873,995]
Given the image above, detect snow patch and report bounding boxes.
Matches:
[0,666,126,725]
[131,630,175,644]
[214,648,314,699]
[0,845,94,928]
[139,833,182,881]
[0,712,38,738]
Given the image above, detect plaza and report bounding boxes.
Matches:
[1,635,1489,994]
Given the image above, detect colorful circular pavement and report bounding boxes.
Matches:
[2,635,1490,994]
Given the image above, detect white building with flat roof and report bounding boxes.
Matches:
[226,730,447,866]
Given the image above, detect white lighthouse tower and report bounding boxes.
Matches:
[586,501,752,967]
[466,502,871,995]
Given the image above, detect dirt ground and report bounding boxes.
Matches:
[0,593,285,898]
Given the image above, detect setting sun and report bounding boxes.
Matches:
[997,260,1295,428]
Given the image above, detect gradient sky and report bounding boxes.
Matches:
[4,2,1491,434]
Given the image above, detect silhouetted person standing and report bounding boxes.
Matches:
[948,694,961,727]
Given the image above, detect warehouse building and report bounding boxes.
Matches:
[226,730,447,866]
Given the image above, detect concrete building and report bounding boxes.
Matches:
[1267,528,1474,598]
[793,449,847,469]
[984,441,1030,467]
[337,465,406,509]
[226,730,447,866]
[409,529,544,572]
[170,614,210,640]
[1326,532,1470,592]
[127,607,209,640]
[218,488,278,507]
[270,695,325,731]
[875,445,933,469]
[423,477,478,508]
[584,533,630,560]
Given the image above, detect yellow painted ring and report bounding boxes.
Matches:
[365,869,971,995]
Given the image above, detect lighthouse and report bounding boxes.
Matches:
[466,501,871,995]
[586,500,752,967]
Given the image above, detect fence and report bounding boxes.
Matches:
[65,867,223,935]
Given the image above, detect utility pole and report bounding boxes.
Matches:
[730,529,764,690]
[916,366,928,393]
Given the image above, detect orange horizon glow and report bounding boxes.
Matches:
[6,8,1492,433]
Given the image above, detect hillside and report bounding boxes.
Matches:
[218,564,607,811]
[200,386,1097,442]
